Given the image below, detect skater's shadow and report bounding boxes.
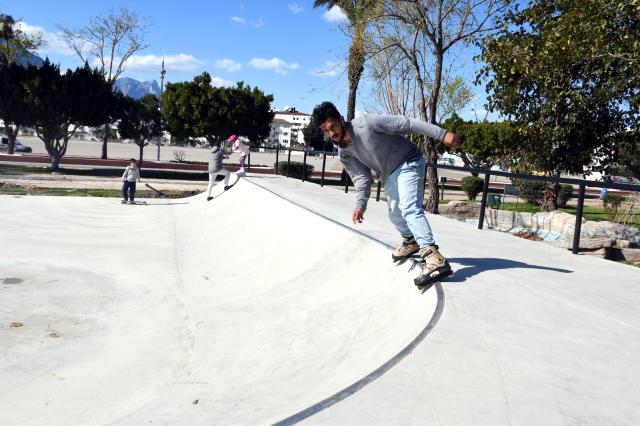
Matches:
[446,257,573,283]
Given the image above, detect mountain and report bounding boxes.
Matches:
[114,78,161,99]
[17,49,44,67]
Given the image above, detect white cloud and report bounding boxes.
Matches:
[211,76,235,87]
[249,57,300,75]
[310,61,341,77]
[116,53,203,73]
[17,22,75,56]
[323,6,347,23]
[231,16,246,24]
[215,58,242,72]
[288,3,303,14]
[250,18,264,28]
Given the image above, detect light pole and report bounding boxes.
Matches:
[157,58,166,161]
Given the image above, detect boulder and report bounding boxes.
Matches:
[620,248,640,263]
[439,201,480,219]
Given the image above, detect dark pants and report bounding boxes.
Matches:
[122,181,136,202]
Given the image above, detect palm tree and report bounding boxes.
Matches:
[313,0,380,120]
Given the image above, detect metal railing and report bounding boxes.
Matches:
[258,144,640,255]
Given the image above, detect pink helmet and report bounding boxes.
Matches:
[227,135,238,142]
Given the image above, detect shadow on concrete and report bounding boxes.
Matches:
[447,257,573,283]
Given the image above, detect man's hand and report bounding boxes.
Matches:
[443,132,460,148]
[352,208,364,224]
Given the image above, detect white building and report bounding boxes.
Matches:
[267,107,311,147]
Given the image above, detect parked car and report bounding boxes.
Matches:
[0,135,32,153]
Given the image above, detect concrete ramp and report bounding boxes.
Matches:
[0,178,440,425]
[2,174,640,425]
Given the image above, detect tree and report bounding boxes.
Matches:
[228,82,275,146]
[313,0,382,121]
[163,73,274,147]
[118,94,162,167]
[302,123,329,151]
[62,7,149,159]
[374,0,510,213]
[442,114,518,171]
[0,14,43,64]
[0,61,30,154]
[23,61,116,170]
[478,0,640,211]
[0,14,43,154]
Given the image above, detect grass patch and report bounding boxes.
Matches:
[499,202,640,226]
[616,260,640,268]
[0,186,202,198]
[0,163,209,181]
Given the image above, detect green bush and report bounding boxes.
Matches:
[274,161,314,180]
[511,178,546,205]
[604,194,626,210]
[558,184,574,206]
[461,176,484,201]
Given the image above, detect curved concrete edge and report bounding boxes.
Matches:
[273,283,445,426]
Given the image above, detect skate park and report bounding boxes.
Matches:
[1,174,639,425]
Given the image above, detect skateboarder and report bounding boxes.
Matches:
[311,102,460,288]
[121,158,141,204]
[207,138,233,201]
[230,135,250,176]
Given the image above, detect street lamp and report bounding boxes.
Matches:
[157,58,166,161]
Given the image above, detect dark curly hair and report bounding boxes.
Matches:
[311,101,342,127]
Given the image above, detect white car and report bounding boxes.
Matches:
[0,136,32,153]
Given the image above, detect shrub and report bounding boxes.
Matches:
[558,184,574,206]
[512,178,546,205]
[173,150,186,163]
[274,161,314,180]
[461,176,484,201]
[604,194,626,210]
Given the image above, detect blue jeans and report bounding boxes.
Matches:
[122,181,136,202]
[385,155,435,248]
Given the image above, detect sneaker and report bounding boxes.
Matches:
[207,196,213,201]
[392,236,419,261]
[414,245,452,289]
[121,199,128,204]
[224,185,232,191]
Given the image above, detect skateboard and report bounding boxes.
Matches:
[206,176,240,201]
[121,200,147,205]
[144,183,168,198]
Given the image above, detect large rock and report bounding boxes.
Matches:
[531,211,582,237]
[485,209,533,230]
[620,248,640,263]
[439,201,480,219]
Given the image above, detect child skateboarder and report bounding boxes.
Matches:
[230,135,250,176]
[311,102,460,288]
[122,158,141,204]
[207,138,233,201]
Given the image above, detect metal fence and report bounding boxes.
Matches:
[250,144,640,255]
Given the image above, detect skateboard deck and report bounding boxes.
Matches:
[144,183,168,197]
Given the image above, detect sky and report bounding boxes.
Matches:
[3,0,492,120]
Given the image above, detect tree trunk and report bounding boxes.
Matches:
[346,28,366,121]
[4,125,18,155]
[424,48,445,214]
[541,175,561,212]
[101,122,109,159]
[50,152,61,171]
[138,142,144,168]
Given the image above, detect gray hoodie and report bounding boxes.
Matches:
[122,166,141,182]
[208,145,231,173]
[340,114,448,211]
